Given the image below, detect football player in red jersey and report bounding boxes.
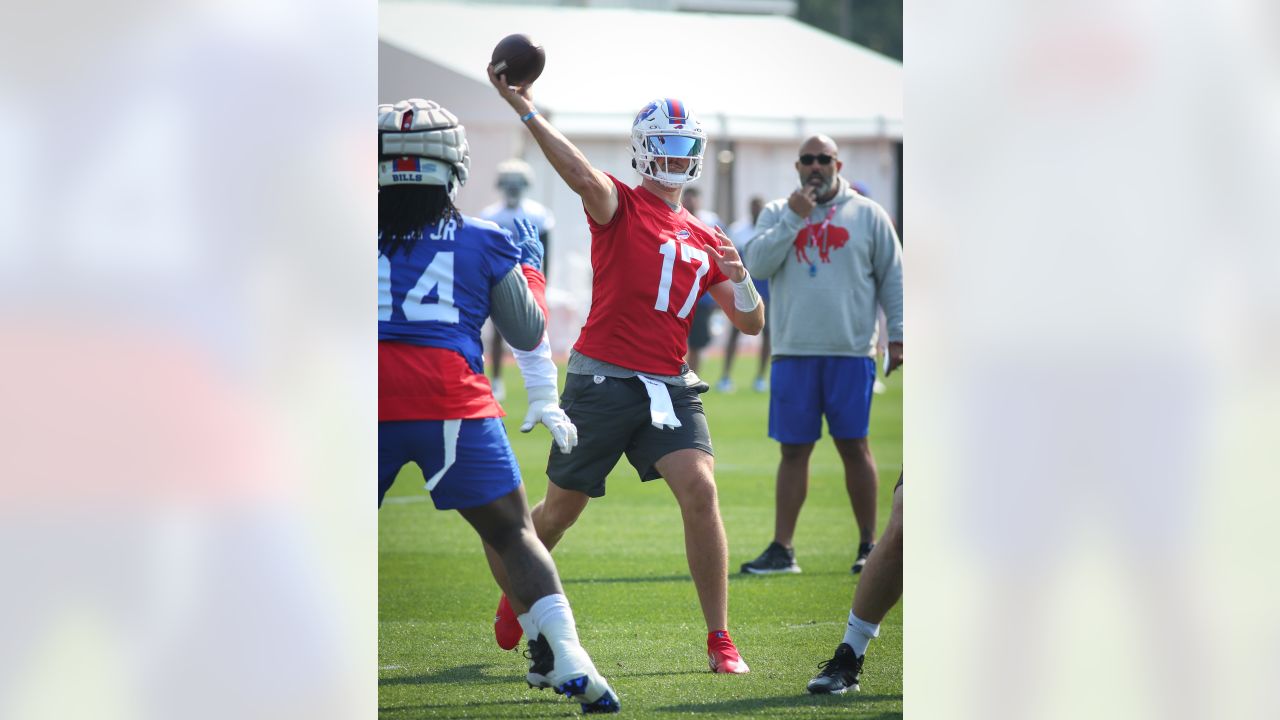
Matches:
[486,67,765,674]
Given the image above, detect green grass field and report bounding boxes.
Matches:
[379,354,903,718]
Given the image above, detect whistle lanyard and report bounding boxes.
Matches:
[806,205,838,278]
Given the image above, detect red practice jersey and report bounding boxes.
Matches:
[574,174,728,375]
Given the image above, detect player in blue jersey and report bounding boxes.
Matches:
[480,159,556,402]
[377,98,618,713]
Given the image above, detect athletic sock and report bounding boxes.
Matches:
[842,610,880,657]
[517,612,540,641]
[528,594,588,665]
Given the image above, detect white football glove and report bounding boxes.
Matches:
[520,386,579,454]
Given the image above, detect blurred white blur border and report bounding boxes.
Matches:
[5,0,1280,716]
[908,0,1280,718]
[0,0,375,718]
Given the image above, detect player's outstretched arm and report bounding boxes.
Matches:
[706,227,765,335]
[487,66,618,225]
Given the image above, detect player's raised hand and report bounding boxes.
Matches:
[487,64,535,116]
[514,217,544,271]
[704,226,747,282]
[787,181,820,218]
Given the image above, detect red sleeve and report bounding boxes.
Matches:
[521,264,549,322]
[585,173,631,233]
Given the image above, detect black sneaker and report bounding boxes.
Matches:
[524,635,554,689]
[740,541,801,574]
[806,643,864,694]
[851,542,876,574]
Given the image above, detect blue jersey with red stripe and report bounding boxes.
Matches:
[378,215,518,374]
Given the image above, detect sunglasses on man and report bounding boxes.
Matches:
[798,153,834,165]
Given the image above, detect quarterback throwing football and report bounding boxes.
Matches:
[485,67,765,674]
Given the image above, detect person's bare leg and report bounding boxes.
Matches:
[462,485,563,611]
[484,481,591,614]
[755,325,771,385]
[852,484,902,622]
[488,325,506,387]
[834,437,879,545]
[465,485,617,707]
[721,327,740,385]
[774,442,815,548]
[656,449,727,632]
[809,482,901,694]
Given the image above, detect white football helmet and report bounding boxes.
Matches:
[496,158,534,190]
[630,98,706,188]
[378,98,470,199]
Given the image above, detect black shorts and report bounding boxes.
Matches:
[547,373,713,497]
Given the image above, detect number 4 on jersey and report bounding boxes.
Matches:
[379,251,460,323]
[654,239,709,319]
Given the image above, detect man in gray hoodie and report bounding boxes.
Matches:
[739,135,903,575]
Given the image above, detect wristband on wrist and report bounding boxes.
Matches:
[732,272,762,312]
[520,108,539,123]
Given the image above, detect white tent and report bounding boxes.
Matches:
[380,0,902,350]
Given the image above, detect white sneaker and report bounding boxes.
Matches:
[752,378,769,393]
[872,380,886,395]
[492,378,506,402]
[716,378,735,393]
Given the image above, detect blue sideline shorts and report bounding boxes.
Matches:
[768,356,876,444]
[378,417,521,509]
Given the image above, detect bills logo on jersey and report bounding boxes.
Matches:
[675,229,691,241]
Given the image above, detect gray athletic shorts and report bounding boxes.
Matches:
[547,373,713,497]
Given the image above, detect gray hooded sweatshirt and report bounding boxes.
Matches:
[743,178,903,358]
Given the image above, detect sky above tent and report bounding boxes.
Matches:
[380,0,901,136]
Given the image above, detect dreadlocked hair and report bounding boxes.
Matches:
[378,184,462,257]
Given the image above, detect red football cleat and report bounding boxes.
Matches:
[707,630,750,674]
[494,594,524,650]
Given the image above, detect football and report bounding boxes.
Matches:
[490,33,546,86]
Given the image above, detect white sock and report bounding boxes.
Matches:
[841,610,879,657]
[517,612,539,641]
[529,594,586,663]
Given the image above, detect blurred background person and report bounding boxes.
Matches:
[720,195,771,393]
[480,158,555,401]
[682,186,722,374]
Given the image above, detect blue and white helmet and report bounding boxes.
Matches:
[378,98,470,199]
[630,98,706,188]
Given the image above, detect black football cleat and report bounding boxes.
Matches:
[806,643,864,694]
[851,542,876,574]
[740,541,801,574]
[524,635,554,689]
